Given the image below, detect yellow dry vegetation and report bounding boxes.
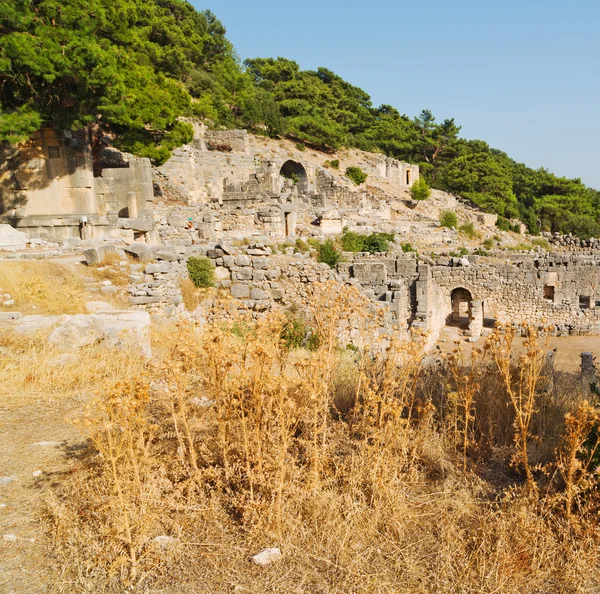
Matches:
[28,283,600,592]
[0,260,85,314]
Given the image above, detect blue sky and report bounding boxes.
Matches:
[192,0,600,188]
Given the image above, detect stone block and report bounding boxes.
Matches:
[83,244,117,266]
[124,243,155,261]
[250,288,269,300]
[207,249,224,259]
[154,249,179,262]
[234,255,251,267]
[145,262,171,274]
[231,284,250,299]
[352,262,387,284]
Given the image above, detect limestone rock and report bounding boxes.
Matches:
[84,301,115,314]
[251,547,282,566]
[124,243,155,261]
[83,244,117,266]
[0,224,27,251]
[231,284,250,299]
[49,315,104,350]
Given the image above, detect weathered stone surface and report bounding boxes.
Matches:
[250,287,268,300]
[83,244,117,266]
[231,284,250,299]
[124,243,155,261]
[0,225,28,251]
[0,312,23,320]
[251,547,282,566]
[49,315,105,350]
[85,301,115,314]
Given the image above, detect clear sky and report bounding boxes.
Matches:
[192,0,600,188]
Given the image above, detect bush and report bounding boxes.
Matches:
[482,238,494,249]
[531,237,550,250]
[294,238,309,253]
[345,166,368,186]
[323,159,339,169]
[401,242,416,253]
[340,229,394,254]
[449,246,469,257]
[440,210,458,229]
[409,178,431,201]
[317,239,342,268]
[459,222,479,239]
[295,142,306,152]
[496,216,521,233]
[186,256,215,288]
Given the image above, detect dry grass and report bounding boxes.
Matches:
[179,276,203,311]
[36,283,600,592]
[0,260,86,314]
[0,331,149,406]
[87,252,132,287]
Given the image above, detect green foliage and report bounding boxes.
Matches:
[3,1,599,238]
[459,222,479,240]
[531,237,551,250]
[482,238,494,250]
[324,159,340,169]
[280,311,319,351]
[295,142,306,152]
[409,177,431,201]
[317,239,342,268]
[449,247,469,257]
[346,166,368,186]
[496,217,521,233]
[294,238,309,253]
[440,210,458,229]
[401,242,416,253]
[340,229,394,253]
[186,256,215,288]
[473,248,489,256]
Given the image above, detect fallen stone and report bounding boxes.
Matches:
[124,243,155,262]
[84,301,115,314]
[0,224,27,251]
[217,242,237,255]
[49,353,78,367]
[49,315,104,351]
[251,547,282,566]
[83,244,117,266]
[0,312,23,320]
[151,535,178,550]
[154,249,179,262]
[100,285,118,295]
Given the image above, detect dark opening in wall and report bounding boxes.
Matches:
[543,286,555,302]
[579,295,591,310]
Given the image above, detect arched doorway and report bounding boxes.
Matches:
[279,160,308,193]
[448,287,473,328]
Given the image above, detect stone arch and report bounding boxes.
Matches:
[448,287,473,327]
[279,160,308,193]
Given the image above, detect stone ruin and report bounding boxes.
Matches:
[3,123,600,353]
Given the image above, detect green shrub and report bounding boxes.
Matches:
[340,228,365,252]
[317,239,342,268]
[531,237,550,250]
[295,142,306,152]
[473,248,489,256]
[340,229,394,253]
[345,166,368,186]
[482,238,494,249]
[280,311,319,351]
[409,178,431,201]
[459,221,479,239]
[401,242,416,253]
[496,216,521,233]
[324,159,340,169]
[449,247,469,257]
[294,238,310,253]
[186,256,215,288]
[307,237,321,249]
[440,210,458,229]
[363,232,394,253]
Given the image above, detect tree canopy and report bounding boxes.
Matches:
[1,1,599,236]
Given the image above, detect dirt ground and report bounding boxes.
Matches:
[0,397,84,594]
